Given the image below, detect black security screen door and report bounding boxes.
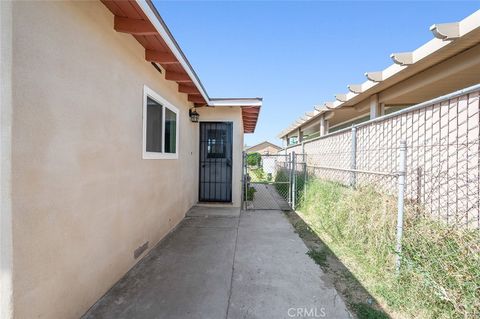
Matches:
[199,122,233,202]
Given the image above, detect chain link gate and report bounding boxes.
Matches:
[243,152,306,211]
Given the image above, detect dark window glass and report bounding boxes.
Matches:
[146,97,162,152]
[207,128,226,158]
[165,108,176,153]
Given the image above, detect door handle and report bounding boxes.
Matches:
[227,159,232,167]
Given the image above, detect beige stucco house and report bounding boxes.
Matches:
[245,141,282,155]
[278,10,480,145]
[0,1,261,318]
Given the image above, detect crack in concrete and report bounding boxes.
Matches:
[225,213,241,319]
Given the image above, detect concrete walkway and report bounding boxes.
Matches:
[82,207,350,319]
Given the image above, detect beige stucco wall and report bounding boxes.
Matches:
[1,1,14,318]
[197,107,244,207]
[8,1,244,318]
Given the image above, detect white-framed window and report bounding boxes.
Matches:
[143,85,179,159]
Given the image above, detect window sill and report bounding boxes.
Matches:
[142,152,178,160]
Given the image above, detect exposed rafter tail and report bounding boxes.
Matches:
[348,84,363,94]
[324,101,335,109]
[335,93,348,102]
[390,52,414,66]
[430,22,460,40]
[365,71,383,82]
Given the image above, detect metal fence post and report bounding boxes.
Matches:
[292,151,297,210]
[302,141,306,163]
[350,126,357,187]
[395,140,407,274]
[303,161,307,201]
[288,153,292,206]
[301,142,306,201]
[242,151,248,210]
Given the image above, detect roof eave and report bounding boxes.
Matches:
[208,98,263,107]
[136,1,263,133]
[138,0,210,103]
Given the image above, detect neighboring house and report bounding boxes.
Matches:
[0,1,261,319]
[278,10,480,145]
[245,141,282,155]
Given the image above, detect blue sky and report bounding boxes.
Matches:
[153,1,479,147]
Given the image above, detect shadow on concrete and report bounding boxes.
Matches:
[285,210,391,319]
[82,207,355,319]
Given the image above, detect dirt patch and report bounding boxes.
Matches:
[285,210,390,319]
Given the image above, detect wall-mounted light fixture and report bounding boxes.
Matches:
[189,107,199,123]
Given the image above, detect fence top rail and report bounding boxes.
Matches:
[307,164,398,177]
[283,144,303,150]
[280,83,480,150]
[254,153,290,156]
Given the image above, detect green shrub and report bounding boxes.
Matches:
[250,167,266,182]
[246,152,261,166]
[246,185,256,201]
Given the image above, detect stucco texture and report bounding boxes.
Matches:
[9,1,243,318]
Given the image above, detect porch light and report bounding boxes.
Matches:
[189,108,200,122]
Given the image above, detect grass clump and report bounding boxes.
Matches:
[298,178,480,319]
[245,185,256,201]
[274,168,307,204]
[351,303,389,319]
[274,168,289,198]
[307,249,328,267]
[250,167,266,182]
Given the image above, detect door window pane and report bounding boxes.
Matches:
[165,107,176,153]
[146,97,162,152]
[207,128,226,158]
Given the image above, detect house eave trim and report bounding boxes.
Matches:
[138,0,210,103]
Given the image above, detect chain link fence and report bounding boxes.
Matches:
[279,84,480,317]
[283,84,480,228]
[243,153,292,210]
